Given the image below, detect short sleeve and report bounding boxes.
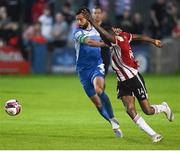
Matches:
[73,30,88,43]
[115,32,133,44]
[122,32,132,42]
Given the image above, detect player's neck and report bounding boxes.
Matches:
[86,23,93,30]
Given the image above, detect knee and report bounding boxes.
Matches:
[142,107,153,115]
[126,105,136,115]
[95,86,103,95]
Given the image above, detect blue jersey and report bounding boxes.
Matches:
[73,26,103,72]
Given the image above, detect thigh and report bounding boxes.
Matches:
[82,79,96,97]
[79,71,96,98]
[91,64,105,89]
[117,80,134,99]
[93,76,105,91]
[132,73,148,102]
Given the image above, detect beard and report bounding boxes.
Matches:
[80,21,89,29]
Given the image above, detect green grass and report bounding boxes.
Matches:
[0,74,180,149]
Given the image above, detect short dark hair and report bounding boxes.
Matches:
[93,5,103,11]
[76,7,91,15]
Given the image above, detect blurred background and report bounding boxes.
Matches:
[0,0,180,75]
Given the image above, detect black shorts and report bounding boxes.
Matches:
[101,48,110,76]
[117,73,148,101]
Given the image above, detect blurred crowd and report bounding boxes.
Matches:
[0,0,180,60]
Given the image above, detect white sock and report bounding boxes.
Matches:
[151,104,167,114]
[110,118,119,129]
[133,114,156,136]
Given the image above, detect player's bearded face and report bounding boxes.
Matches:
[76,14,89,29]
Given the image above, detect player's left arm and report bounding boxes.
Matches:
[74,30,107,47]
[84,38,107,47]
[132,34,163,48]
[82,10,115,45]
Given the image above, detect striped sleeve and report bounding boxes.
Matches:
[74,31,88,43]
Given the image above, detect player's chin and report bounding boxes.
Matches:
[79,25,85,29]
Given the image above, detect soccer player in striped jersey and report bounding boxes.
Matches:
[82,9,174,143]
[73,8,123,137]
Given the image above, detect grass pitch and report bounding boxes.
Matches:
[0,74,180,150]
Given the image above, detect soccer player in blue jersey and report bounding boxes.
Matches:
[73,8,122,137]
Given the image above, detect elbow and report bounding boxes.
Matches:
[86,41,92,45]
[85,39,94,46]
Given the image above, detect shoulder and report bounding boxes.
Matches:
[73,28,83,37]
[91,27,100,36]
[120,32,132,41]
[115,32,132,43]
[73,28,87,42]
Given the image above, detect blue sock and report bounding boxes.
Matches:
[96,105,110,122]
[98,92,114,119]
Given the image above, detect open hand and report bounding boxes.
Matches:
[81,9,93,22]
[154,40,163,48]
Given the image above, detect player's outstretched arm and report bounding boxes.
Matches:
[84,38,107,47]
[132,34,163,48]
[82,10,115,45]
[74,29,107,47]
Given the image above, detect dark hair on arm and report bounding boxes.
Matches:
[75,7,91,15]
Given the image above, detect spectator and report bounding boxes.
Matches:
[149,0,167,39]
[161,1,177,37]
[5,0,21,22]
[23,0,35,24]
[47,0,56,17]
[172,19,180,38]
[67,20,76,47]
[0,6,19,44]
[117,9,132,32]
[22,22,48,61]
[38,7,53,41]
[62,2,75,25]
[131,12,145,45]
[23,25,35,44]
[132,12,145,34]
[114,0,133,26]
[30,22,48,73]
[32,0,48,23]
[101,9,112,28]
[31,22,47,44]
[99,0,109,12]
[83,0,100,10]
[51,12,69,47]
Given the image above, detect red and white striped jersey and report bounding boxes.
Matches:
[110,32,138,81]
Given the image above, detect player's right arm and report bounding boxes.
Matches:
[74,30,106,47]
[132,34,163,48]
